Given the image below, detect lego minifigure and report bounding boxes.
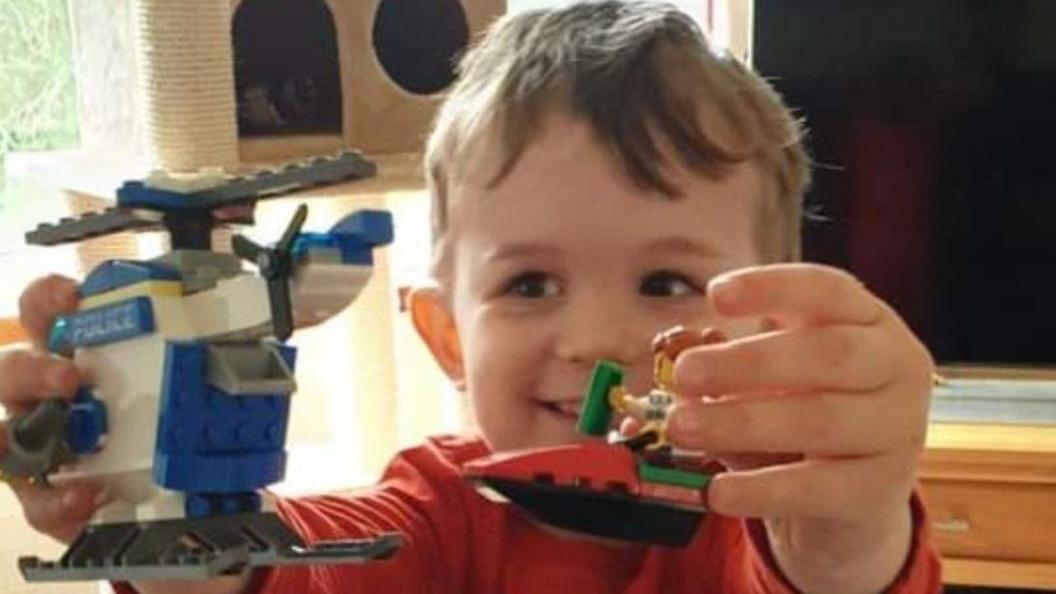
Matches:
[464,326,728,547]
[607,326,727,453]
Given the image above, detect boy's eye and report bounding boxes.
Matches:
[640,270,700,297]
[504,271,561,299]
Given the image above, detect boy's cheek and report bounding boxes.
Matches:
[464,321,542,382]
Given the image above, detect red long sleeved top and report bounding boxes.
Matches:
[113,434,941,593]
[252,434,941,593]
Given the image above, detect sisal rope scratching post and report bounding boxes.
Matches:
[134,0,240,173]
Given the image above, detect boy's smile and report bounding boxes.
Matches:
[432,113,766,453]
[538,397,585,419]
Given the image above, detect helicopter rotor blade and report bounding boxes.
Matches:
[277,204,309,253]
[231,234,265,265]
[267,276,295,342]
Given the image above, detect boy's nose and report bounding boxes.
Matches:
[552,296,647,367]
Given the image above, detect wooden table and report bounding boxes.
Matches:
[920,422,1056,590]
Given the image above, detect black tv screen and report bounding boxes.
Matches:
[753,0,1056,367]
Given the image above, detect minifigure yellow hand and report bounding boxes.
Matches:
[607,385,627,411]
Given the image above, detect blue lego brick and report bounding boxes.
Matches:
[185,492,262,519]
[116,152,377,211]
[292,233,373,266]
[54,296,155,351]
[155,450,287,494]
[328,210,394,247]
[46,317,69,356]
[154,342,295,494]
[115,181,216,211]
[292,233,336,257]
[80,260,181,298]
[293,210,394,266]
[65,387,108,454]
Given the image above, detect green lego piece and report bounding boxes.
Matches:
[576,360,624,437]
[637,461,711,490]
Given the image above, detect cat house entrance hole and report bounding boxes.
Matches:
[233,0,343,137]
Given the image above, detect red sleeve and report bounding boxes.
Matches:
[111,436,489,594]
[739,491,943,593]
[256,437,486,594]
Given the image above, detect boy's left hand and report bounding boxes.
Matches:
[667,263,934,594]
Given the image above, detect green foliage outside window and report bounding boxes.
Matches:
[0,0,79,185]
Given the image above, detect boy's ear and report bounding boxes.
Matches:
[408,287,465,389]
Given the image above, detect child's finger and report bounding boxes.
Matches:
[705,453,915,520]
[707,264,885,328]
[666,390,925,457]
[0,349,81,413]
[18,274,78,350]
[674,325,894,396]
[9,480,106,544]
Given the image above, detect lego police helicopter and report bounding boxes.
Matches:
[0,151,400,582]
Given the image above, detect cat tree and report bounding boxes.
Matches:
[71,0,505,173]
[134,0,240,171]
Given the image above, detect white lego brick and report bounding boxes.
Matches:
[292,263,373,327]
[93,494,138,525]
[46,332,191,524]
[61,335,168,478]
[147,294,197,339]
[143,167,231,193]
[183,274,271,339]
[131,490,187,522]
[87,471,186,524]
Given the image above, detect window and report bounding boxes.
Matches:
[0,0,79,175]
[0,0,82,318]
[0,3,93,592]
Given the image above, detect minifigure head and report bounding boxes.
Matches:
[651,326,726,391]
[409,1,810,453]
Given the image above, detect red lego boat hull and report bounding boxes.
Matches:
[464,442,708,546]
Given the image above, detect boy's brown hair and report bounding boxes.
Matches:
[424,0,810,271]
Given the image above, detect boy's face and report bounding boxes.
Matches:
[423,114,766,453]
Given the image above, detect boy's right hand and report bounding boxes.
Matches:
[0,274,107,544]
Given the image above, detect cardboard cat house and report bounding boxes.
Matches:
[71,0,505,172]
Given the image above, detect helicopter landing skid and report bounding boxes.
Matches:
[19,511,400,582]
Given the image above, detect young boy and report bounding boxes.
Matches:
[2,2,941,592]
